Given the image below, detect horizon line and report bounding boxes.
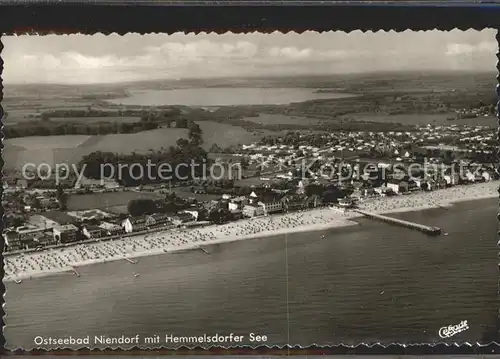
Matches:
[5,69,496,87]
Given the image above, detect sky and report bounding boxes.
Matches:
[2,30,497,84]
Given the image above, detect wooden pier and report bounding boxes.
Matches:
[71,267,81,277]
[123,257,138,264]
[354,209,442,236]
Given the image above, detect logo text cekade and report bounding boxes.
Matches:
[34,333,268,346]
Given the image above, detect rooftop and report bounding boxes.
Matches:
[55,224,78,232]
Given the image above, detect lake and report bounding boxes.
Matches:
[107,87,355,107]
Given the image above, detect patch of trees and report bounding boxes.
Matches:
[56,184,68,210]
[6,108,204,139]
[5,120,152,138]
[42,108,181,119]
[208,207,231,224]
[258,132,332,147]
[78,142,208,186]
[127,194,188,217]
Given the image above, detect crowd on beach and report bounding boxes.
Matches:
[4,207,356,281]
[4,181,498,282]
[357,180,499,214]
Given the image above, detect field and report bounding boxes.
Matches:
[48,116,138,124]
[242,113,325,126]
[197,121,281,149]
[4,72,496,171]
[5,135,91,149]
[3,122,277,171]
[4,128,189,170]
[66,191,163,212]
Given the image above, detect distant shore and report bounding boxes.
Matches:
[4,181,498,283]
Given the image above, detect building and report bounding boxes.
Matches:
[146,213,172,227]
[34,233,57,247]
[53,224,78,243]
[67,209,112,221]
[304,194,323,208]
[229,209,243,220]
[243,204,264,218]
[4,227,55,251]
[121,217,147,233]
[182,210,199,221]
[175,212,196,224]
[82,225,104,239]
[281,194,305,212]
[99,221,124,236]
[258,200,283,215]
[386,180,409,194]
[3,230,21,251]
[229,196,249,210]
[248,191,259,203]
[18,226,47,243]
[444,173,460,186]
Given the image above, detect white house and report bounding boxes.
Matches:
[53,224,78,243]
[82,225,103,239]
[121,217,148,233]
[182,210,199,221]
[465,171,476,182]
[386,181,408,194]
[243,204,264,218]
[482,171,492,182]
[444,174,459,186]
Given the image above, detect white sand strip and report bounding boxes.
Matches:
[4,181,498,283]
[4,208,358,282]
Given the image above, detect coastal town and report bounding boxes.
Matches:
[3,119,498,282]
[4,29,499,350]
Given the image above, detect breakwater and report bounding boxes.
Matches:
[354,209,442,236]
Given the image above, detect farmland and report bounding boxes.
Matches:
[3,122,280,171]
[197,121,282,150]
[242,113,325,126]
[4,128,189,170]
[4,71,497,172]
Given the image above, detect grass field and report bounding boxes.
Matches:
[48,116,139,124]
[4,128,190,170]
[3,123,274,170]
[242,113,325,126]
[197,121,280,150]
[67,191,163,212]
[6,135,92,149]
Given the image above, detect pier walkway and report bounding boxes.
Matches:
[354,209,441,236]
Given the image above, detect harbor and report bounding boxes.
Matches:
[354,209,442,236]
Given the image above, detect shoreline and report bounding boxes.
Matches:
[4,181,498,283]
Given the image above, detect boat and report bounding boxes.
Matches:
[320,235,326,239]
[133,273,140,278]
[13,279,22,284]
[444,232,449,236]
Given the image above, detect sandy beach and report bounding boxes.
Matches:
[357,180,499,214]
[4,181,498,282]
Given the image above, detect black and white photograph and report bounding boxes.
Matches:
[2,30,499,349]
